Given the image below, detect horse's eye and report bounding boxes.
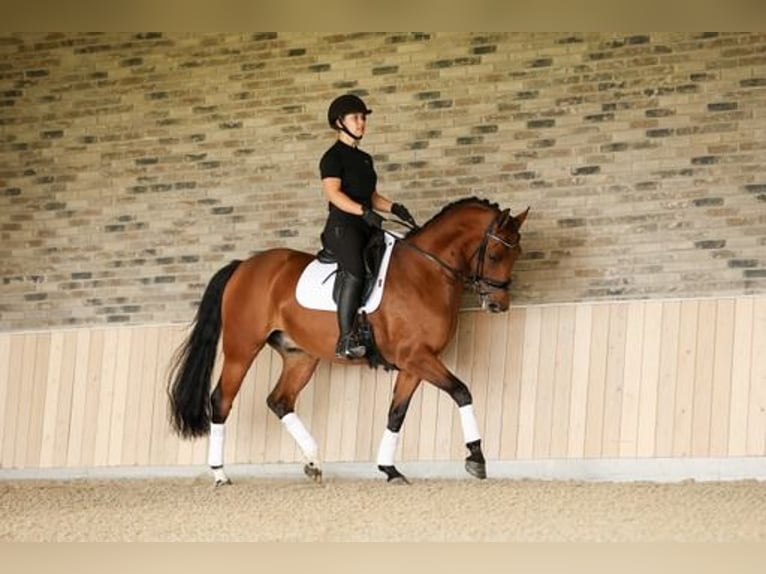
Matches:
[488,253,500,263]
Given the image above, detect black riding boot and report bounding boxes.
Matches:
[335,273,366,359]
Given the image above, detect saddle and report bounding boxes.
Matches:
[311,228,396,371]
[316,228,387,305]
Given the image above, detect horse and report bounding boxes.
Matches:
[168,197,528,486]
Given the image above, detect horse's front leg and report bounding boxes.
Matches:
[376,371,421,484]
[404,353,487,480]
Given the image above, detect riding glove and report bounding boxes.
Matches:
[361,206,384,229]
[391,202,417,227]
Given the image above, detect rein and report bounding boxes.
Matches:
[382,211,519,294]
[382,226,465,283]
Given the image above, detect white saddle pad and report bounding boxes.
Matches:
[296,233,398,313]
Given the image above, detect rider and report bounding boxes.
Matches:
[320,93,416,359]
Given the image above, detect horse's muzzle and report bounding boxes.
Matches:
[481,296,509,313]
[487,301,506,313]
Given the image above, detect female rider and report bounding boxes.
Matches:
[319,94,416,359]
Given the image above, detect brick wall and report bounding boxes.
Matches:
[1,32,765,330]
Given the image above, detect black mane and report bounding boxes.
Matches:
[404,196,500,238]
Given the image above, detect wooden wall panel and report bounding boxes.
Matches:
[533,306,558,459]
[15,334,38,467]
[636,301,662,457]
[135,326,159,466]
[26,333,50,468]
[470,312,492,456]
[550,305,575,459]
[354,364,378,461]
[710,299,735,457]
[602,303,627,458]
[729,298,754,456]
[0,335,10,464]
[673,301,698,457]
[516,306,541,459]
[499,307,525,460]
[107,328,131,466]
[310,362,331,465]
[747,299,766,456]
[1,295,765,472]
[80,329,104,467]
[567,304,592,458]
[1,335,23,467]
[655,302,680,457]
[584,304,609,457]
[66,329,90,467]
[41,332,74,468]
[93,328,116,466]
[691,300,717,457]
[619,302,644,458]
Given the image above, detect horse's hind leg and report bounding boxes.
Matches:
[265,340,321,482]
[207,350,261,486]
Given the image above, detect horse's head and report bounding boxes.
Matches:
[469,206,529,313]
[403,197,529,313]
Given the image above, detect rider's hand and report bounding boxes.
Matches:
[391,202,417,227]
[361,206,384,229]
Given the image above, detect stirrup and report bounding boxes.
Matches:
[336,334,366,359]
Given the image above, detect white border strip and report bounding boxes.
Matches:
[1,458,764,483]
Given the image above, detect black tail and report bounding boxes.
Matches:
[167,260,242,438]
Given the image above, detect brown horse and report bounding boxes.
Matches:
[168,197,528,485]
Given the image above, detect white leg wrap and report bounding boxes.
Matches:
[281,413,318,459]
[208,423,225,467]
[459,404,482,444]
[376,429,400,466]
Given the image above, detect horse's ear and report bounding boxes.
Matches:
[514,207,530,227]
[497,208,511,228]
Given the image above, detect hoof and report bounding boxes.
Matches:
[465,459,487,480]
[304,462,323,483]
[378,465,411,485]
[388,475,410,485]
[211,466,232,487]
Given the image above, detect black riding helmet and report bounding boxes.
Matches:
[327,94,372,140]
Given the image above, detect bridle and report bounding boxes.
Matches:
[385,208,520,300]
[467,209,520,298]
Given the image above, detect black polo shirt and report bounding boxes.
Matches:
[319,140,378,219]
